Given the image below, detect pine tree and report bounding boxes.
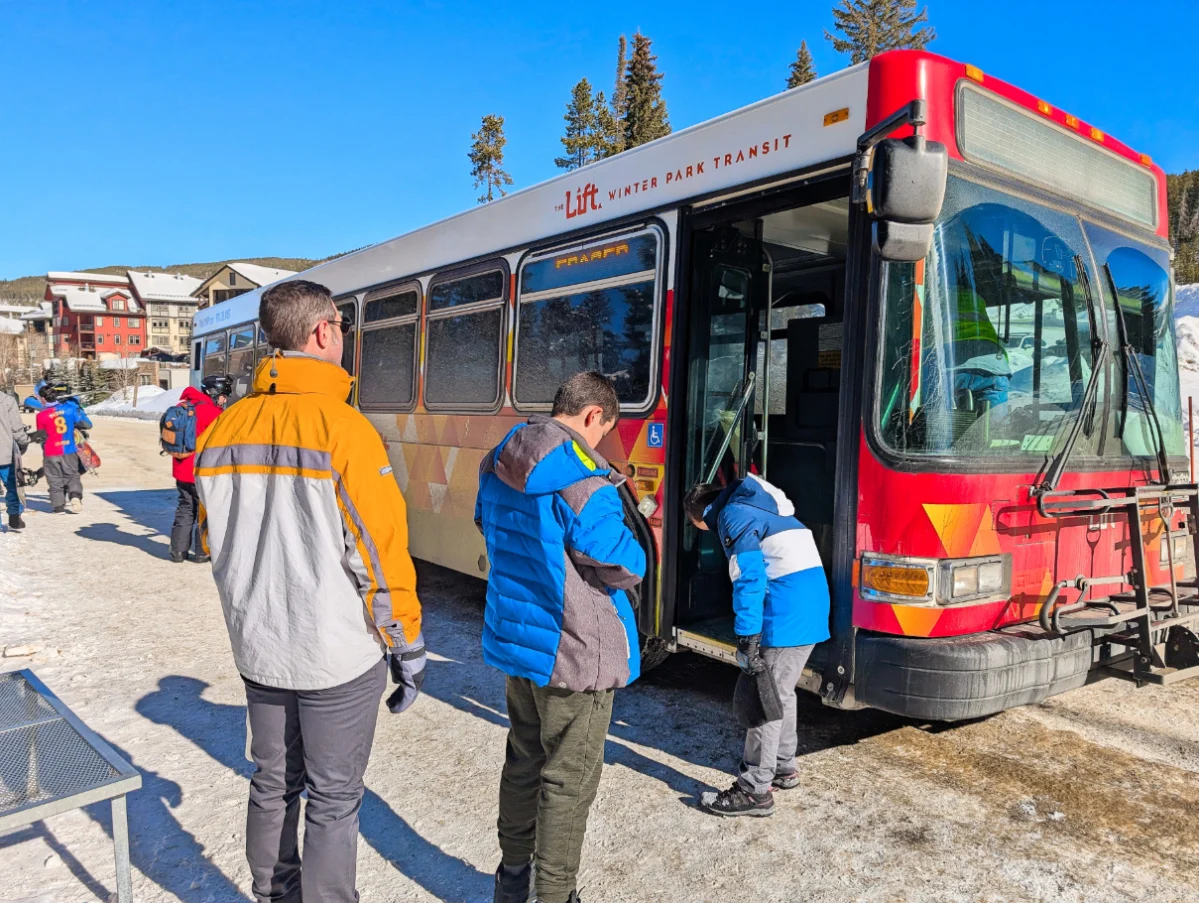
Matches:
[1169,170,1199,284]
[555,79,600,171]
[787,41,818,88]
[622,32,671,150]
[593,90,623,160]
[612,36,629,127]
[825,0,935,64]
[468,114,514,204]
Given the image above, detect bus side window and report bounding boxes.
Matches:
[336,298,358,377]
[202,332,228,379]
[227,325,257,397]
[424,267,507,410]
[359,283,420,410]
[514,228,661,410]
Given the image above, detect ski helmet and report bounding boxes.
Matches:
[201,375,233,400]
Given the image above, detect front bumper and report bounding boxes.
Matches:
[853,625,1094,721]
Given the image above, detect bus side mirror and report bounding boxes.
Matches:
[870,135,948,262]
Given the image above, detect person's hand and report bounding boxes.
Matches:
[28,429,47,444]
[735,634,765,676]
[386,631,427,714]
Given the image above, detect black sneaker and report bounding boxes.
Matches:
[169,553,187,564]
[701,781,775,818]
[7,514,24,531]
[493,862,533,903]
[192,553,211,564]
[52,506,65,514]
[772,771,801,791]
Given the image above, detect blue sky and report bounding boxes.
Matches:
[2,0,1196,279]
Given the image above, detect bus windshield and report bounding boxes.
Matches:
[877,175,1184,464]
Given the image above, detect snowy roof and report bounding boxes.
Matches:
[193,262,297,296]
[230,262,296,286]
[127,270,203,302]
[0,303,36,316]
[46,271,130,287]
[48,285,142,313]
[0,319,22,335]
[20,303,52,321]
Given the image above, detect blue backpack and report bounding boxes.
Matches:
[160,400,198,459]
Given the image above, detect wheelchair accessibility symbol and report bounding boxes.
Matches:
[647,423,664,448]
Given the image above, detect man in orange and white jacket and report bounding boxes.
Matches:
[195,280,423,903]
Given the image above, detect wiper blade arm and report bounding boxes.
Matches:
[1105,262,1172,485]
[1039,257,1108,494]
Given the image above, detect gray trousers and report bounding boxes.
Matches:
[44,453,82,509]
[242,658,386,903]
[738,645,814,795]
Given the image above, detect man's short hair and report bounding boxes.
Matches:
[259,280,335,351]
[550,371,620,425]
[683,483,724,525]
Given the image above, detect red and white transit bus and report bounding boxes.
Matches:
[192,50,1196,720]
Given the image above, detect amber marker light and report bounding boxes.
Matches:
[1065,114,1080,129]
[1090,126,1105,142]
[1140,153,1153,166]
[862,563,931,599]
[965,64,984,83]
[1037,100,1053,116]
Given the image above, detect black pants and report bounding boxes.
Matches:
[170,480,200,558]
[44,454,82,510]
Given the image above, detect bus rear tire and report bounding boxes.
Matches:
[640,635,672,673]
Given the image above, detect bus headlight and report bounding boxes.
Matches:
[861,553,1011,606]
[941,556,1009,604]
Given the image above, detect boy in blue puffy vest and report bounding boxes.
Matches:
[685,475,831,817]
[476,372,645,903]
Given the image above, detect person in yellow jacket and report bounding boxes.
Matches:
[195,279,423,903]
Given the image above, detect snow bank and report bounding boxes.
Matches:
[1176,283,1199,320]
[87,385,183,420]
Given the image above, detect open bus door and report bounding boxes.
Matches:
[673,226,771,658]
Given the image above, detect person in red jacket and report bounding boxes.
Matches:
[170,375,231,563]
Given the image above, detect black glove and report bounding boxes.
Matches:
[736,634,766,676]
[28,430,47,444]
[385,631,427,714]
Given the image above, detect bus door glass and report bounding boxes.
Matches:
[681,227,769,625]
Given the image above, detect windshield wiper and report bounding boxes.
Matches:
[1105,262,1173,485]
[1039,257,1109,494]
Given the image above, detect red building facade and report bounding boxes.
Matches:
[44,273,147,360]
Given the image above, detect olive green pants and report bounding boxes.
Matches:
[498,676,614,903]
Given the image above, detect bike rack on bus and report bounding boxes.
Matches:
[1032,483,1199,685]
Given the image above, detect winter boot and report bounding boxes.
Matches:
[52,506,65,514]
[7,514,24,531]
[493,862,534,903]
[193,553,211,564]
[169,552,187,564]
[701,781,775,817]
[67,496,82,514]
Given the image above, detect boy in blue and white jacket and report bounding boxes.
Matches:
[685,474,830,817]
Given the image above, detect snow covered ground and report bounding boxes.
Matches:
[5,418,1199,902]
[87,386,183,420]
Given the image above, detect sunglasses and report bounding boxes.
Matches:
[324,317,353,335]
